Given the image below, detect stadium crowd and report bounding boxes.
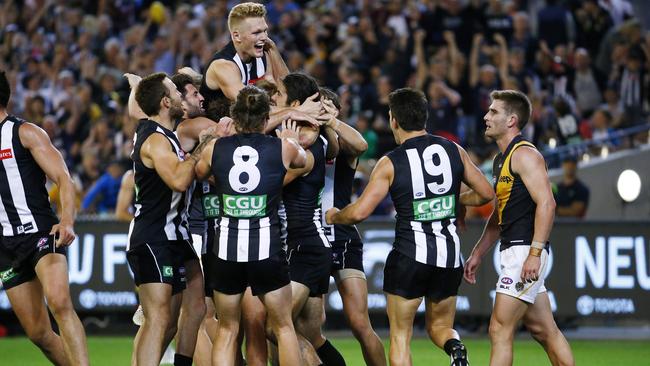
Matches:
[0,0,648,216]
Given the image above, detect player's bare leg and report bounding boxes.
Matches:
[6,279,67,365]
[339,276,386,366]
[212,291,244,366]
[260,284,302,366]
[523,293,574,366]
[36,254,89,366]
[425,296,468,365]
[489,293,528,366]
[386,293,421,366]
[135,283,177,366]
[176,259,207,362]
[193,297,217,366]
[242,287,268,365]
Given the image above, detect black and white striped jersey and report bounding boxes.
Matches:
[386,134,464,268]
[211,133,285,262]
[283,135,330,247]
[199,41,267,114]
[128,119,191,248]
[321,150,361,242]
[0,115,58,236]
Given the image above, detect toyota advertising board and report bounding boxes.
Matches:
[1,220,648,319]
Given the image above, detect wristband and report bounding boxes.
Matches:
[529,247,543,257]
[531,241,545,250]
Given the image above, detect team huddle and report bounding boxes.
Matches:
[0,2,576,366]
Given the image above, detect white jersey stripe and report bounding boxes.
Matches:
[255,57,265,78]
[312,208,330,247]
[448,219,461,267]
[232,54,247,84]
[322,159,336,242]
[218,217,229,260]
[164,191,181,240]
[410,221,427,263]
[1,121,37,233]
[237,219,250,262]
[432,221,448,267]
[406,149,425,199]
[258,217,270,260]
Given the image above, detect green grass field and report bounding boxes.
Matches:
[0,337,648,365]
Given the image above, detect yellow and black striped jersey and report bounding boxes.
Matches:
[492,135,537,249]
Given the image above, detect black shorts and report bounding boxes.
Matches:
[127,240,196,295]
[0,232,66,290]
[287,243,332,297]
[383,249,462,301]
[331,239,364,272]
[208,249,290,296]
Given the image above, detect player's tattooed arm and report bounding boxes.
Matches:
[326,155,393,225]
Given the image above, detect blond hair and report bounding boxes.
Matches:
[228,2,266,32]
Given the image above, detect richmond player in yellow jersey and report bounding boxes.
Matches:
[464,90,574,366]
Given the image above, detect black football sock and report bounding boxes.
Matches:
[444,338,469,365]
[316,339,346,366]
[174,353,193,366]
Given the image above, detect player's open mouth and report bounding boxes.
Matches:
[254,43,264,51]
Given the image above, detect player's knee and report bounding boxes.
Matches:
[348,314,371,338]
[45,293,74,318]
[25,324,52,347]
[488,318,510,341]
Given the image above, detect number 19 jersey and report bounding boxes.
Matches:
[211,133,285,262]
[386,134,464,268]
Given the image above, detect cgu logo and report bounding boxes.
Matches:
[0,148,13,160]
[224,195,265,209]
[498,176,513,184]
[414,195,454,214]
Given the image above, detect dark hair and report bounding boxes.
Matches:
[171,73,195,98]
[254,79,279,99]
[490,89,532,130]
[319,87,340,110]
[230,86,270,133]
[388,88,428,131]
[282,73,319,106]
[135,72,169,116]
[0,71,10,108]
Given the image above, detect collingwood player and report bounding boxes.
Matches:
[278,74,346,366]
[463,90,574,366]
[127,73,213,366]
[326,88,494,366]
[0,71,88,365]
[319,88,387,366]
[200,2,288,119]
[195,86,305,366]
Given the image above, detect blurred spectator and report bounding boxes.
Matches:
[572,0,613,57]
[551,96,582,145]
[424,80,461,142]
[537,0,575,50]
[81,160,126,215]
[356,111,377,162]
[589,108,621,149]
[569,48,606,117]
[554,156,590,218]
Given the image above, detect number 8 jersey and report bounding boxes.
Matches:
[386,134,464,268]
[211,133,286,262]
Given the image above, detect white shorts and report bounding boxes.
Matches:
[496,245,548,304]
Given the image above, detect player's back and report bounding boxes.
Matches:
[283,135,330,247]
[211,133,285,262]
[386,134,464,268]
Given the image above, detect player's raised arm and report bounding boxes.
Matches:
[326,155,393,225]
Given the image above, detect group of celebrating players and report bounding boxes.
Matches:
[0,2,576,366]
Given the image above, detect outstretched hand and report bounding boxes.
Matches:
[277,119,301,141]
[296,93,322,116]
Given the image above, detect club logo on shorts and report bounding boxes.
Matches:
[501,277,513,285]
[162,266,173,277]
[223,194,267,218]
[515,282,524,292]
[0,268,17,282]
[412,194,455,221]
[37,237,49,251]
